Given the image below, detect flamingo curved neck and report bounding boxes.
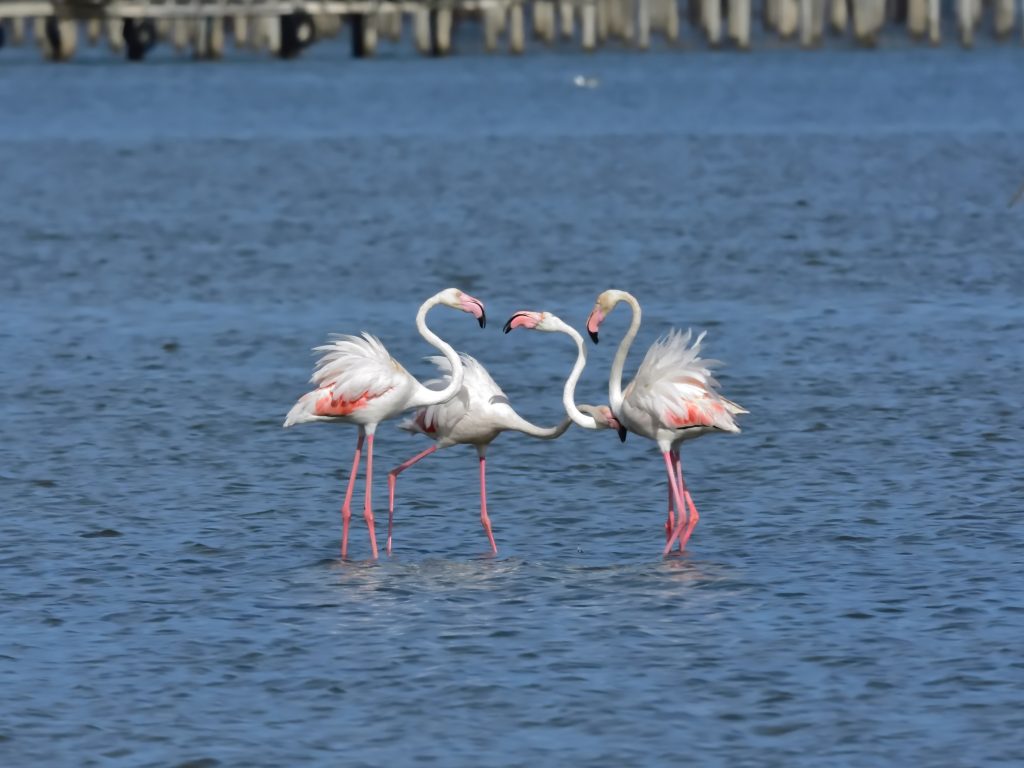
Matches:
[608,292,641,414]
[502,411,572,440]
[411,295,464,408]
[557,320,600,430]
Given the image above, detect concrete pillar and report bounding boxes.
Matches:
[414,8,430,53]
[957,0,974,47]
[728,0,750,48]
[509,3,525,52]
[994,0,1014,37]
[702,0,722,44]
[597,0,610,40]
[559,1,575,37]
[829,0,847,32]
[171,18,189,52]
[927,0,940,43]
[637,0,650,47]
[11,17,26,44]
[907,0,926,37]
[778,0,799,37]
[234,15,249,47]
[664,0,680,41]
[86,18,101,45]
[483,7,501,51]
[435,8,452,54]
[582,1,597,48]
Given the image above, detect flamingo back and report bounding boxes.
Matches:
[625,329,746,433]
[398,353,506,440]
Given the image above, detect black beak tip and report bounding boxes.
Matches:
[478,313,486,329]
[502,318,513,334]
[617,425,627,442]
[589,330,599,344]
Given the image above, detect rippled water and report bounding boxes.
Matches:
[2,42,1024,766]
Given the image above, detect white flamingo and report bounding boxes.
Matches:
[386,350,577,555]
[502,309,623,435]
[586,290,747,555]
[283,288,486,560]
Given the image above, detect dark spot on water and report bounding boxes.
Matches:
[32,478,56,487]
[81,529,122,538]
[175,760,220,768]
[162,341,180,353]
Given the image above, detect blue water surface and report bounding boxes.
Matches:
[1,37,1023,767]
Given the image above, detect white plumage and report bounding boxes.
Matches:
[386,351,572,555]
[282,288,487,560]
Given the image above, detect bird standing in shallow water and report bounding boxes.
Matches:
[283,288,486,560]
[586,290,747,555]
[387,351,572,555]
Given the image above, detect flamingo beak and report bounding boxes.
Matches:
[586,307,604,344]
[617,425,627,442]
[503,312,537,334]
[461,294,486,328]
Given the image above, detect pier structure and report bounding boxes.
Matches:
[0,0,1020,61]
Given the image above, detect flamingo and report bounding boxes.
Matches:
[283,288,486,560]
[385,350,576,555]
[502,310,623,435]
[586,290,747,555]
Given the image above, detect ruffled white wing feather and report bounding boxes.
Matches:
[625,329,746,432]
[310,332,409,400]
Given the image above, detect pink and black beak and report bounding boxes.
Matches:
[586,307,605,344]
[503,311,539,334]
[461,294,487,328]
[617,424,628,442]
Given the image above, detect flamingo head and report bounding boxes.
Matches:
[502,310,558,334]
[439,288,486,328]
[587,290,622,344]
[578,404,627,442]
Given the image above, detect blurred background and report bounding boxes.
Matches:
[2,5,1023,767]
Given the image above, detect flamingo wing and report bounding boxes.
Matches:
[625,329,745,432]
[309,332,410,416]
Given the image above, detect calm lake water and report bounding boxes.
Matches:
[2,36,1023,767]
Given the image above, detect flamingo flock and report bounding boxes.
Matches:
[284,288,746,559]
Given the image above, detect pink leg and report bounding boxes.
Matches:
[665,482,674,543]
[340,431,365,559]
[363,433,379,559]
[662,452,689,556]
[479,456,498,554]
[674,451,687,553]
[386,444,438,555]
[678,462,701,551]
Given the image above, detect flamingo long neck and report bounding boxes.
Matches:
[411,296,465,408]
[557,320,599,430]
[608,292,642,414]
[500,411,571,440]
